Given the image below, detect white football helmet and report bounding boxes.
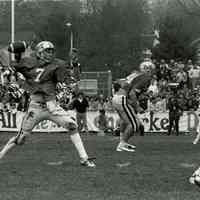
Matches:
[35,41,55,63]
[139,60,155,73]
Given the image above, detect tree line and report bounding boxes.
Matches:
[0,0,200,78]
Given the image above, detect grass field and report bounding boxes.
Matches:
[0,133,199,200]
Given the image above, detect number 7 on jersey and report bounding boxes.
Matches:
[34,68,45,82]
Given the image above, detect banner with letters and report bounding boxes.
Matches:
[0,110,199,133]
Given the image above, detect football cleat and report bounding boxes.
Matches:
[80,157,96,168]
[193,140,198,145]
[189,175,195,185]
[189,168,200,187]
[189,175,200,187]
[116,143,136,152]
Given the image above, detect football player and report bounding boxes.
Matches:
[112,62,153,152]
[139,49,155,73]
[0,41,95,167]
[112,82,138,152]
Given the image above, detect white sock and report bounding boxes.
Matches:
[119,141,125,146]
[0,136,17,159]
[70,133,88,160]
[119,133,126,145]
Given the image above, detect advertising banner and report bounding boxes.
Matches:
[0,110,199,133]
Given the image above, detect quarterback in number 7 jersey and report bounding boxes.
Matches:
[0,41,95,168]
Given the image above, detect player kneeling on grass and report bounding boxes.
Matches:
[0,41,95,168]
[112,82,143,152]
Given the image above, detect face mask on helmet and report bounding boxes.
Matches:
[35,41,55,64]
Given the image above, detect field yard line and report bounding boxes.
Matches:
[179,162,198,168]
[46,161,64,166]
[116,162,131,168]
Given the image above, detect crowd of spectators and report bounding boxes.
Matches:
[0,58,200,115]
[0,64,28,114]
[140,58,200,113]
[85,58,200,113]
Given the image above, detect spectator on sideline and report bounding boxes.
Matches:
[167,93,183,136]
[103,98,113,111]
[98,94,106,112]
[177,60,185,70]
[177,93,188,111]
[98,109,108,133]
[185,59,194,72]
[72,92,89,134]
[88,97,98,111]
[156,95,167,112]
[188,64,200,89]
[147,75,159,97]
[158,77,168,94]
[176,67,188,88]
[170,62,180,81]
[187,92,199,111]
[157,59,170,81]
[147,96,157,113]
[168,59,175,69]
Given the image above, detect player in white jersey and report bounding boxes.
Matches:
[112,82,141,152]
[112,52,154,152]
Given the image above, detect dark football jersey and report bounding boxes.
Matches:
[124,71,152,93]
[12,56,72,101]
[122,71,152,111]
[129,73,152,93]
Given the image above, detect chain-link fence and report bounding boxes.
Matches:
[79,71,112,97]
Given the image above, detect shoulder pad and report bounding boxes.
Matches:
[125,71,141,84]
